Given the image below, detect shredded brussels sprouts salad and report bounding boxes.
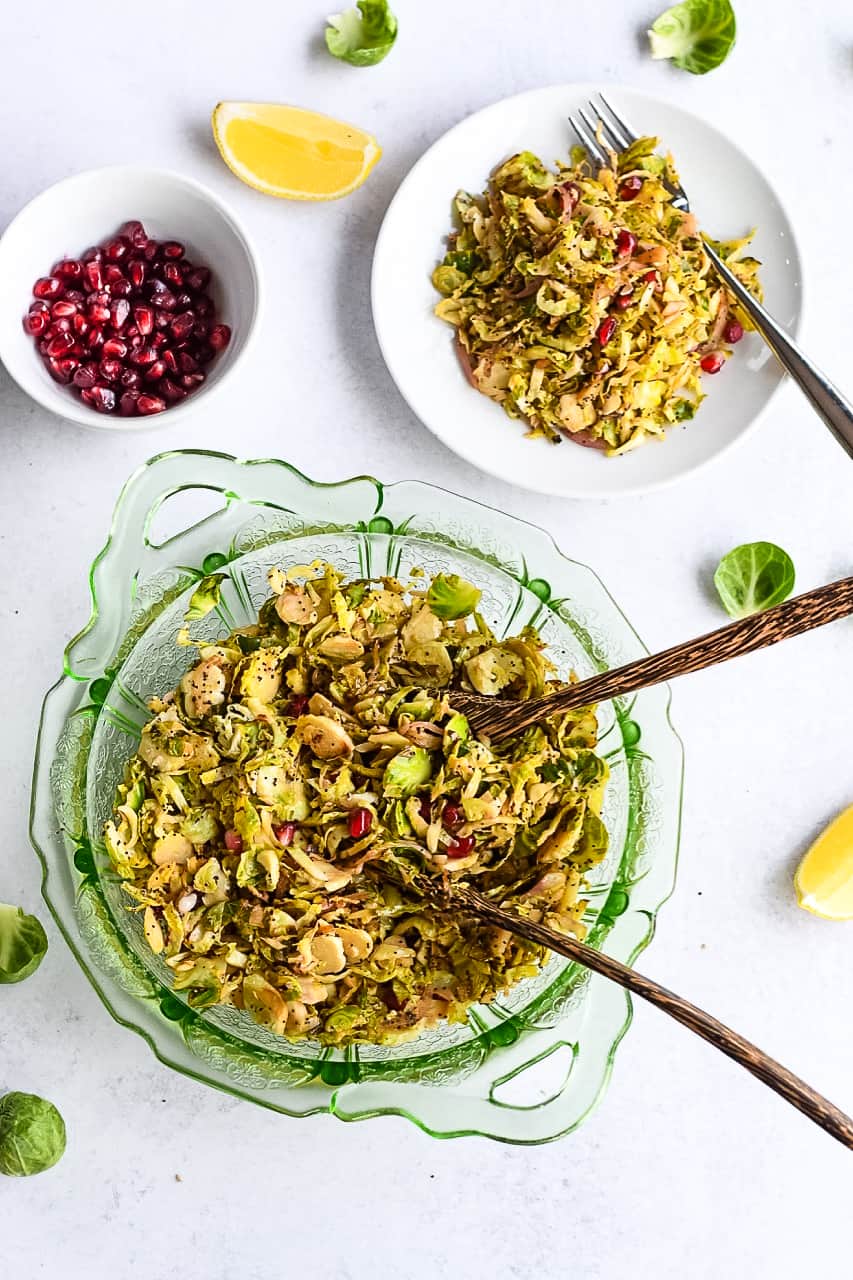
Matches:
[433,136,761,454]
[105,564,610,1046]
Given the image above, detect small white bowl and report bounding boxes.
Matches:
[0,166,262,430]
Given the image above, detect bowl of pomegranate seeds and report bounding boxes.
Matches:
[0,167,261,428]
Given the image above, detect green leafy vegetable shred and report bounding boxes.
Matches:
[713,542,795,618]
[649,0,736,75]
[325,0,397,67]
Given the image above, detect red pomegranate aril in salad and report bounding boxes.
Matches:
[618,175,643,201]
[615,229,637,259]
[597,316,617,345]
[613,288,633,311]
[700,352,725,374]
[273,822,296,847]
[290,694,310,716]
[723,319,744,344]
[348,808,373,840]
[25,218,230,418]
[447,834,475,858]
[442,803,463,830]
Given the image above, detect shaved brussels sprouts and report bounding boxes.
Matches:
[185,573,226,622]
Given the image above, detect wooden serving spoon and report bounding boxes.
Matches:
[452,574,853,742]
[406,876,853,1151]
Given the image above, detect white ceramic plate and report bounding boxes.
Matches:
[372,85,803,499]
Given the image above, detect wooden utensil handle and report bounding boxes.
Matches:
[525,573,853,720]
[456,886,853,1151]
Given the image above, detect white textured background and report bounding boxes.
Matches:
[2,2,853,1276]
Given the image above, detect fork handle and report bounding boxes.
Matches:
[467,573,853,735]
[704,239,853,459]
[455,885,853,1152]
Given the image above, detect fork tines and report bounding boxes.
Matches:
[568,93,638,165]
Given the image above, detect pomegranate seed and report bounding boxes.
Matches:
[33,276,64,300]
[128,259,146,288]
[224,828,243,852]
[161,377,187,403]
[613,288,633,311]
[597,316,617,345]
[148,280,177,310]
[150,330,168,350]
[133,305,154,335]
[723,320,744,344]
[129,333,144,350]
[170,312,195,343]
[348,808,373,840]
[162,240,184,259]
[130,345,157,366]
[105,237,129,262]
[120,367,141,388]
[195,295,214,318]
[273,822,296,847]
[209,324,231,351]
[110,299,131,330]
[84,260,104,291]
[142,240,159,262]
[145,359,166,382]
[186,267,211,291]
[88,302,111,325]
[48,356,79,382]
[181,372,205,391]
[175,291,194,310]
[137,393,166,415]
[64,289,86,306]
[120,220,147,248]
[447,834,475,858]
[615,229,637,258]
[442,803,463,830]
[73,363,100,389]
[642,270,659,286]
[119,390,140,415]
[55,259,83,281]
[619,175,644,200]
[72,313,90,337]
[51,299,78,319]
[154,308,173,329]
[99,357,124,383]
[418,798,432,823]
[178,351,198,374]
[194,342,215,365]
[46,331,75,358]
[163,262,183,286]
[81,384,116,413]
[23,309,49,336]
[111,277,132,297]
[162,348,179,374]
[81,246,103,263]
[700,352,725,374]
[46,318,72,337]
[103,263,126,287]
[290,695,309,716]
[86,328,105,352]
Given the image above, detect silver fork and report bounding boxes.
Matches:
[568,94,853,460]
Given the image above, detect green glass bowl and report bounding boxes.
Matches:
[30,450,683,1143]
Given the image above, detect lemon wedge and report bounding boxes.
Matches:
[211,102,381,201]
[794,804,853,920]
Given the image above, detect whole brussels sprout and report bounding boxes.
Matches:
[0,1092,66,1177]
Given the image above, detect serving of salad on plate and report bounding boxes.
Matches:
[433,137,760,454]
